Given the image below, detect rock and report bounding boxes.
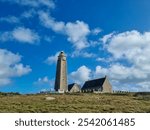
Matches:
[45,97,55,101]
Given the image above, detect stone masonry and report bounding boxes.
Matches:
[54,51,68,92]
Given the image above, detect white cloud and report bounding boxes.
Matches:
[93,64,150,91]
[0,27,40,44]
[70,65,91,84]
[71,51,96,58]
[0,78,11,86]
[12,27,40,44]
[137,82,150,91]
[0,32,12,42]
[21,9,37,18]
[96,57,105,62]
[45,52,60,65]
[101,32,114,44]
[35,76,54,87]
[13,64,31,76]
[0,49,21,67]
[37,76,49,83]
[44,36,52,42]
[0,16,20,24]
[0,5,96,50]
[39,11,90,50]
[97,30,150,91]
[39,11,65,32]
[38,0,55,9]
[1,0,99,50]
[65,21,90,50]
[2,0,55,9]
[104,31,150,60]
[96,57,114,63]
[92,28,102,35]
[104,30,150,73]
[95,64,132,80]
[69,64,150,91]
[0,49,31,86]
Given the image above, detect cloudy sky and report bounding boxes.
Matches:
[0,0,150,93]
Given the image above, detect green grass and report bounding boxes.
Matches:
[0,93,150,113]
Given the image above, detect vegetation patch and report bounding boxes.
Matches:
[0,92,149,113]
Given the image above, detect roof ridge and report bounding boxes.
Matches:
[85,77,106,82]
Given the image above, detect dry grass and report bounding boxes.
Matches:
[0,93,150,113]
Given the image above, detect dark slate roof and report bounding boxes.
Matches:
[82,77,106,90]
[68,83,80,91]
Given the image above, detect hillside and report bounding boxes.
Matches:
[0,93,150,113]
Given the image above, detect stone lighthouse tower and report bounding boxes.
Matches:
[54,51,68,92]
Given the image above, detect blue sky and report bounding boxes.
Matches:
[0,0,150,93]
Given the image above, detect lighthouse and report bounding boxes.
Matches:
[54,51,68,92]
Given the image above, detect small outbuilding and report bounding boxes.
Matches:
[68,83,81,93]
[82,76,112,93]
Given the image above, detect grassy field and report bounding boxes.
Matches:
[0,92,150,113]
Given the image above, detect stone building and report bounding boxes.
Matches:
[82,76,112,93]
[54,51,68,92]
[68,83,81,93]
[54,51,113,93]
